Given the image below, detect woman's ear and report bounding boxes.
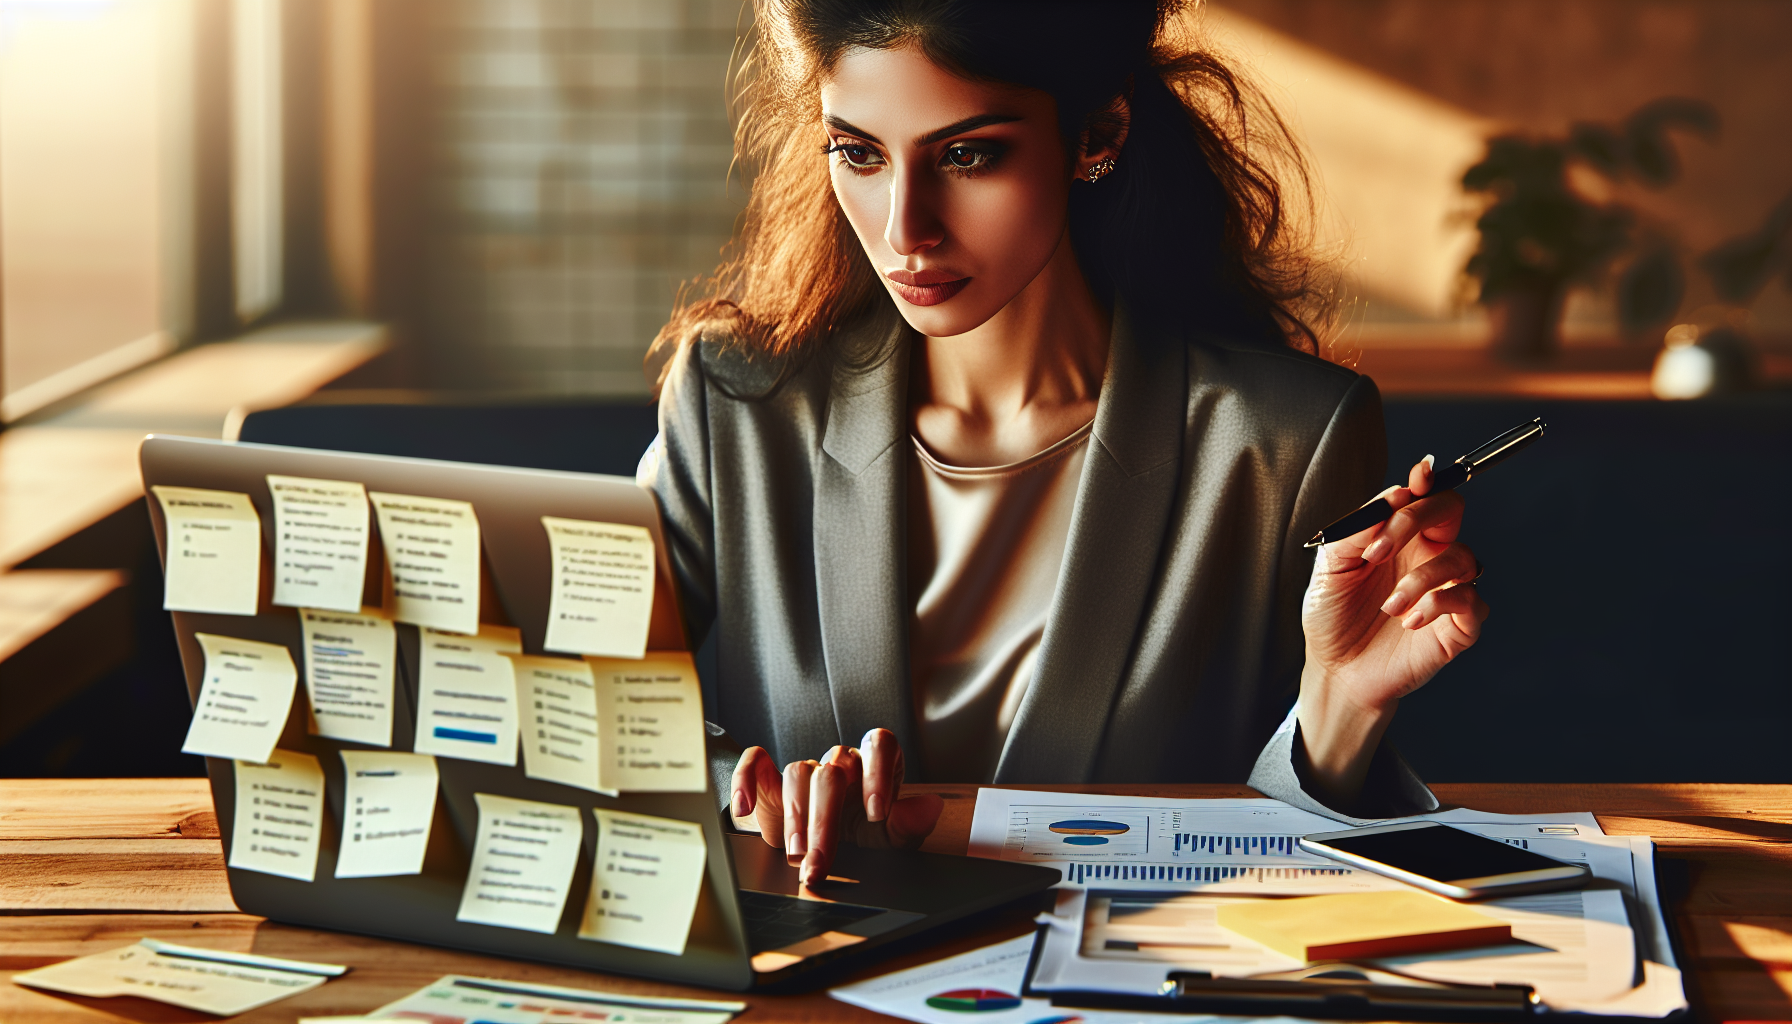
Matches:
[1074,91,1132,181]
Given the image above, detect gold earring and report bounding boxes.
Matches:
[1085,156,1117,183]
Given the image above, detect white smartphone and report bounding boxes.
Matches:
[1299,821,1591,900]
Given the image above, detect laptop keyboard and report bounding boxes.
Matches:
[736,889,884,953]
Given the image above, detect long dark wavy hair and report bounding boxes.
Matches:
[652,0,1329,388]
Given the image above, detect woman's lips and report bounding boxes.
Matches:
[885,270,970,307]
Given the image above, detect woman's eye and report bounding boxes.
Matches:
[828,142,884,170]
[941,144,999,174]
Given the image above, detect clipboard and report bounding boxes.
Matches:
[1019,871,1699,1024]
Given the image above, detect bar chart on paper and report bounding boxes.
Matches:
[970,790,1616,894]
[997,802,1333,863]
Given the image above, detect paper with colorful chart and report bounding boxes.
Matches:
[967,789,1606,892]
[829,932,1280,1024]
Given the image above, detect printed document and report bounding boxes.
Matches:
[365,974,742,1024]
[511,654,609,793]
[542,517,656,659]
[370,492,482,635]
[182,633,297,764]
[579,808,708,955]
[830,933,1217,1024]
[1033,885,1637,1010]
[230,749,325,881]
[337,750,438,878]
[982,789,1684,1016]
[457,793,583,934]
[414,625,523,765]
[153,485,262,615]
[300,607,396,747]
[590,651,707,793]
[968,789,1601,892]
[1372,888,1636,1004]
[13,939,344,1016]
[268,475,371,612]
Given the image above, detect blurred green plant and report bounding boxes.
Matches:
[1461,98,1720,350]
[1698,190,1792,306]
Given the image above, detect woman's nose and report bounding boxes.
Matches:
[884,168,945,257]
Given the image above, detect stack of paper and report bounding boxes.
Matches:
[965,788,1688,1018]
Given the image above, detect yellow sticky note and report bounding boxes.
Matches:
[414,625,523,765]
[337,750,438,878]
[579,809,708,955]
[541,518,655,659]
[369,493,481,636]
[1217,890,1511,961]
[589,651,707,793]
[268,475,371,612]
[456,793,583,934]
[182,633,297,763]
[300,607,396,747]
[511,654,611,795]
[154,486,261,615]
[230,749,325,882]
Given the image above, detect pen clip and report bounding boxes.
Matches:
[1457,418,1546,479]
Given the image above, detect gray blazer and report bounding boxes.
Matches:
[646,303,1438,822]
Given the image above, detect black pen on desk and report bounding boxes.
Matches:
[1303,417,1546,549]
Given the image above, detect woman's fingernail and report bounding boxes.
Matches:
[1403,610,1423,629]
[1363,538,1390,563]
[731,789,748,818]
[867,794,886,823]
[1381,592,1410,616]
[1422,454,1435,472]
[787,832,805,857]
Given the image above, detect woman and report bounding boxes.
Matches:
[639,0,1489,885]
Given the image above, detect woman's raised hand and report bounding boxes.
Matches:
[730,728,944,885]
[1297,455,1491,805]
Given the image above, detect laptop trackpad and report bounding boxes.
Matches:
[728,835,924,972]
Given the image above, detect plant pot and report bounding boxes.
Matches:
[1488,283,1567,364]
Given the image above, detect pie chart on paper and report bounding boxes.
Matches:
[1048,819,1129,847]
[925,988,1024,1012]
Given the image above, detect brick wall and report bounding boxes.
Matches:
[425,0,744,394]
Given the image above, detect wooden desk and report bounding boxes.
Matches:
[2,781,1788,1023]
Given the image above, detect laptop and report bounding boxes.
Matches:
[141,434,1059,991]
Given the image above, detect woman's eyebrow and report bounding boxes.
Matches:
[915,113,1022,146]
[822,114,881,143]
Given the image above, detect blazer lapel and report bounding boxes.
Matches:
[813,313,919,752]
[994,307,1187,782]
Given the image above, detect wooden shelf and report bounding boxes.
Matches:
[0,322,386,572]
[0,571,125,663]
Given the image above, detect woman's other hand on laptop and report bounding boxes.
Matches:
[731,729,944,885]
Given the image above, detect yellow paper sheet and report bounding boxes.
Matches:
[579,808,708,955]
[541,517,655,659]
[13,939,344,1015]
[414,625,523,765]
[370,492,481,635]
[336,750,438,878]
[153,485,261,615]
[182,633,297,763]
[300,607,396,747]
[512,654,612,794]
[268,475,371,612]
[590,651,707,793]
[230,749,325,882]
[456,793,584,934]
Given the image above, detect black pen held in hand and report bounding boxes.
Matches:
[1303,417,1546,549]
